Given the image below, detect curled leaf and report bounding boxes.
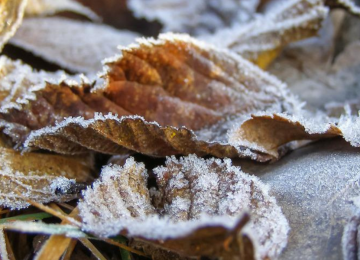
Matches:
[25,0,99,20]
[1,34,298,161]
[10,17,139,73]
[0,0,27,51]
[229,113,360,158]
[78,155,289,260]
[203,0,329,68]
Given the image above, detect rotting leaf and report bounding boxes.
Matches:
[0,137,93,209]
[78,155,289,260]
[0,0,27,51]
[202,0,329,68]
[24,0,99,20]
[128,0,259,35]
[9,17,139,73]
[1,34,299,161]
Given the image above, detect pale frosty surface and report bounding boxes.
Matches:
[128,0,259,35]
[10,17,139,73]
[79,155,289,259]
[237,138,360,260]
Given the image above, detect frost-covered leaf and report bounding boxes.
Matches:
[0,139,93,209]
[78,155,289,260]
[203,0,329,68]
[0,0,27,51]
[237,138,360,259]
[25,0,99,20]
[268,12,360,110]
[229,112,360,158]
[9,17,139,73]
[2,34,298,161]
[128,0,259,35]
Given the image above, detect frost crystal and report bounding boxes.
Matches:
[79,155,289,259]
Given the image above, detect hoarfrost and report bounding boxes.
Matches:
[79,155,289,259]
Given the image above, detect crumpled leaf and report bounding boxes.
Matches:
[203,0,329,68]
[326,0,360,16]
[25,0,99,20]
[237,138,360,259]
[229,112,360,158]
[1,34,298,161]
[0,0,27,51]
[9,17,139,73]
[0,137,93,209]
[78,155,289,260]
[128,0,259,35]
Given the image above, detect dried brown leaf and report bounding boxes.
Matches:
[78,155,289,260]
[9,17,139,73]
[0,0,27,51]
[6,33,297,161]
[203,0,329,68]
[0,136,93,209]
[229,113,359,158]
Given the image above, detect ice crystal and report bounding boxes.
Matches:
[79,155,289,259]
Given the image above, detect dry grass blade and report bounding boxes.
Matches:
[0,228,14,260]
[18,196,81,227]
[61,239,77,260]
[78,238,106,260]
[34,206,80,260]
